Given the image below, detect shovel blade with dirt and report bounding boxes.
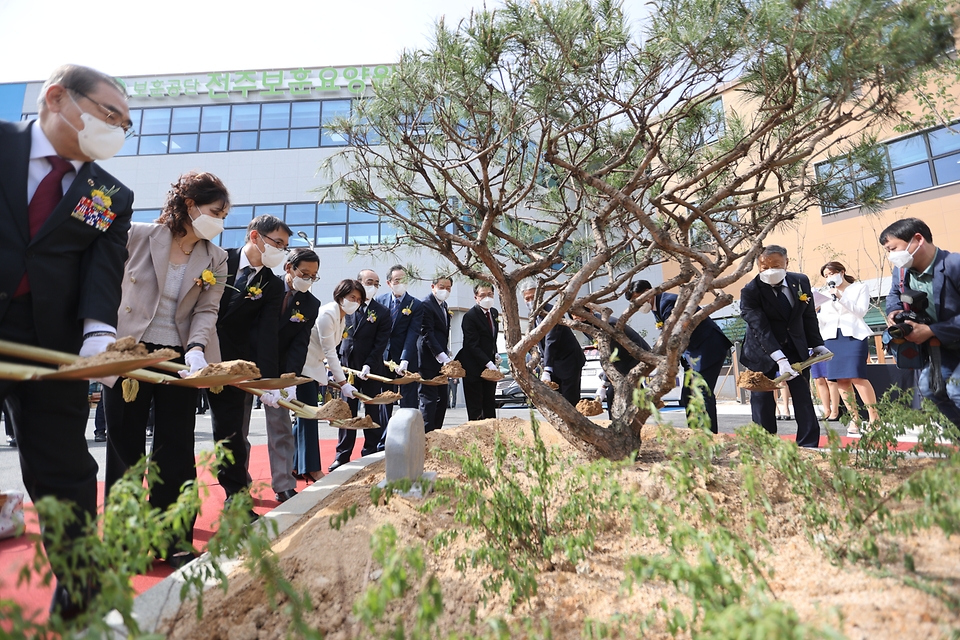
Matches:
[737,352,834,392]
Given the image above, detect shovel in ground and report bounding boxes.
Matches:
[737,352,834,392]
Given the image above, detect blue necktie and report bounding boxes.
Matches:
[391,296,401,324]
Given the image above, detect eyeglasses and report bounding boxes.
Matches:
[294,267,320,283]
[69,89,136,139]
[262,235,289,251]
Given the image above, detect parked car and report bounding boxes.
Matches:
[581,346,683,406]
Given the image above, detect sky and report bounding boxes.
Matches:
[0,0,647,84]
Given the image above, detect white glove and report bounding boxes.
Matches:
[812,346,832,357]
[358,365,371,380]
[260,390,282,408]
[437,353,451,365]
[595,386,606,402]
[179,350,208,378]
[540,371,552,383]
[80,334,114,358]
[494,353,503,365]
[396,360,409,375]
[339,382,357,399]
[485,362,498,371]
[280,385,297,400]
[776,359,799,380]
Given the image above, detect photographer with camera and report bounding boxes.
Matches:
[880,218,960,427]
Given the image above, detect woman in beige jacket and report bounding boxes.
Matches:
[102,172,229,568]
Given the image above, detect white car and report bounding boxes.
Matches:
[581,346,683,405]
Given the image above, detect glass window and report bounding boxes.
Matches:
[933,153,960,185]
[140,108,171,135]
[201,105,231,132]
[231,104,260,130]
[316,225,346,246]
[928,127,960,157]
[289,128,319,148]
[285,203,316,225]
[347,223,380,245]
[318,202,348,223]
[887,135,928,168]
[198,132,229,153]
[291,101,321,128]
[254,204,285,218]
[229,131,258,151]
[321,99,351,125]
[169,134,197,154]
[348,209,378,223]
[116,135,139,157]
[261,103,290,129]
[288,226,314,247]
[132,209,159,223]
[380,222,398,243]
[139,135,168,155]
[893,163,933,195]
[321,127,349,147]
[219,228,247,248]
[170,107,201,133]
[227,206,254,227]
[259,129,288,150]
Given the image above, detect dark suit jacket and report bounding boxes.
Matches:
[0,120,133,353]
[655,293,732,370]
[536,303,586,380]
[340,299,391,377]
[216,248,283,378]
[375,291,423,371]
[605,315,650,376]
[277,287,320,375]
[740,272,823,372]
[886,249,960,349]
[456,305,500,377]
[418,294,451,378]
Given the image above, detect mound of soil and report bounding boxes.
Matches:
[576,398,603,416]
[190,360,261,379]
[481,368,504,381]
[440,360,466,378]
[59,337,177,371]
[315,399,352,421]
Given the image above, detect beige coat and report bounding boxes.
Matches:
[117,222,229,362]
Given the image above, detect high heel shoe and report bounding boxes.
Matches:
[303,471,324,483]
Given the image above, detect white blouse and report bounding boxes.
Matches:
[816,280,873,341]
[301,301,347,383]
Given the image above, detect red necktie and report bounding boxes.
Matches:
[486,310,494,335]
[15,156,75,297]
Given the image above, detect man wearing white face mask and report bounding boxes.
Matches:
[740,245,828,447]
[0,64,135,617]
[881,218,960,427]
[456,282,500,421]
[418,275,454,432]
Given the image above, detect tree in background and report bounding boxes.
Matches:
[323,0,957,458]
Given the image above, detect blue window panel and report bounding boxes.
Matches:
[219,228,247,248]
[255,204,285,219]
[321,128,349,146]
[259,129,288,150]
[132,209,160,223]
[321,99,351,125]
[288,226,315,247]
[285,203,316,225]
[140,108,171,135]
[116,135,139,157]
[893,163,933,195]
[261,103,290,129]
[139,135,168,155]
[201,105,231,132]
[199,132,228,152]
[316,225,346,246]
[291,102,320,128]
[169,134,197,154]
[887,136,927,168]
[347,222,379,245]
[229,131,258,151]
[171,107,201,133]
[348,209,378,223]
[933,153,960,185]
[227,206,254,227]
[380,222,399,243]
[928,127,960,157]
[318,202,348,223]
[289,128,319,148]
[0,83,26,122]
[231,104,260,131]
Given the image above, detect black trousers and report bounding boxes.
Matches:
[335,377,385,462]
[419,381,448,433]
[680,357,725,434]
[208,385,253,497]
[555,373,582,407]
[750,365,820,448]
[463,375,497,421]
[0,296,97,569]
[103,354,200,552]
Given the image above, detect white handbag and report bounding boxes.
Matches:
[0,490,25,540]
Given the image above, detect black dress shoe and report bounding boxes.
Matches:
[6,437,16,448]
[50,582,97,621]
[327,459,346,473]
[275,489,297,503]
[94,432,106,443]
[167,552,198,570]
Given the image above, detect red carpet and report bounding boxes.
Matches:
[0,437,365,624]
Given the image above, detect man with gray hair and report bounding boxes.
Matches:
[739,245,829,447]
[521,282,586,405]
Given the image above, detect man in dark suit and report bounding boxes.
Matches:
[0,64,134,616]
[627,280,733,433]
[262,248,320,502]
[328,269,392,471]
[521,284,586,406]
[456,282,500,421]
[376,265,423,449]
[740,245,829,447]
[881,218,960,427]
[209,215,288,502]
[418,276,454,432]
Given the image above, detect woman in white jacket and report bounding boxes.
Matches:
[817,261,879,433]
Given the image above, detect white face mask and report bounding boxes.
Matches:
[639,302,652,314]
[60,94,126,160]
[478,296,495,310]
[889,238,921,270]
[433,288,450,302]
[825,274,843,288]
[292,276,313,293]
[257,237,286,268]
[759,268,786,286]
[389,282,406,297]
[524,299,534,312]
[190,205,223,240]
[340,299,360,315]
[364,285,378,301]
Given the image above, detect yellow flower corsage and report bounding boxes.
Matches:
[90,189,113,209]
[798,293,810,304]
[656,321,664,329]
[367,310,378,323]
[246,285,263,300]
[401,306,412,316]
[342,330,349,339]
[290,311,305,323]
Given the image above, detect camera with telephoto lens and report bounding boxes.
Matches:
[886,288,931,339]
